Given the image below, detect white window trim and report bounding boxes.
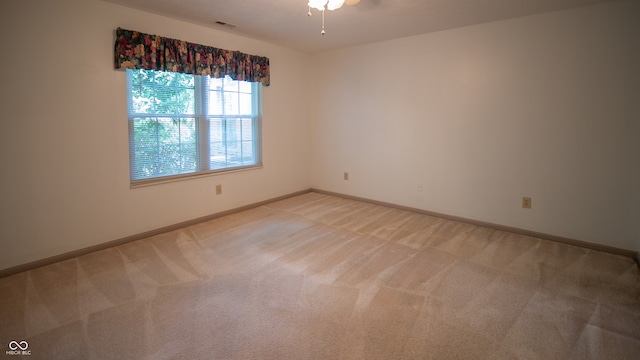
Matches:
[126,70,263,187]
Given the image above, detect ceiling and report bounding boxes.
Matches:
[101,0,620,53]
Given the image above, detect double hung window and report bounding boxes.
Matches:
[127,69,262,185]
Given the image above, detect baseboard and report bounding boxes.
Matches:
[311,188,639,261]
[0,189,312,278]
[3,187,636,278]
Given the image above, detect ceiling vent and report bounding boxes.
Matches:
[214,21,237,29]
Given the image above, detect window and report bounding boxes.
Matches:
[127,69,262,185]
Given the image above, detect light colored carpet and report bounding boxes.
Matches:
[1,192,638,359]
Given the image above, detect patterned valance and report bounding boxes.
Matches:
[114,27,270,86]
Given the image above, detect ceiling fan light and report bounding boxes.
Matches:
[308,0,328,11]
[327,0,345,11]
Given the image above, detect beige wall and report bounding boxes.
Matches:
[0,0,311,270]
[1,0,638,271]
[310,1,640,252]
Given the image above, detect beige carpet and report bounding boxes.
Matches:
[1,192,639,359]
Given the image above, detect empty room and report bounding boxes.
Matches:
[0,0,638,358]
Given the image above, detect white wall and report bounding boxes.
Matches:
[1,0,638,272]
[310,1,640,252]
[0,0,311,270]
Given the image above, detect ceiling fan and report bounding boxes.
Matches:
[307,0,361,35]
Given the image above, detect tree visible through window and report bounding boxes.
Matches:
[127,69,262,184]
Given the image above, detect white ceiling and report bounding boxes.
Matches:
[102,0,621,53]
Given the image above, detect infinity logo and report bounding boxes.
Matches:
[8,341,28,351]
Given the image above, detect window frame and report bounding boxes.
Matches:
[126,69,263,187]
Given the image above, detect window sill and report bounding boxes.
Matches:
[130,164,263,189]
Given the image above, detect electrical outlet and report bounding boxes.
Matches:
[522,196,532,209]
[416,182,423,192]
[344,172,349,181]
[216,184,222,195]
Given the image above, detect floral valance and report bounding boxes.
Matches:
[114,27,270,86]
